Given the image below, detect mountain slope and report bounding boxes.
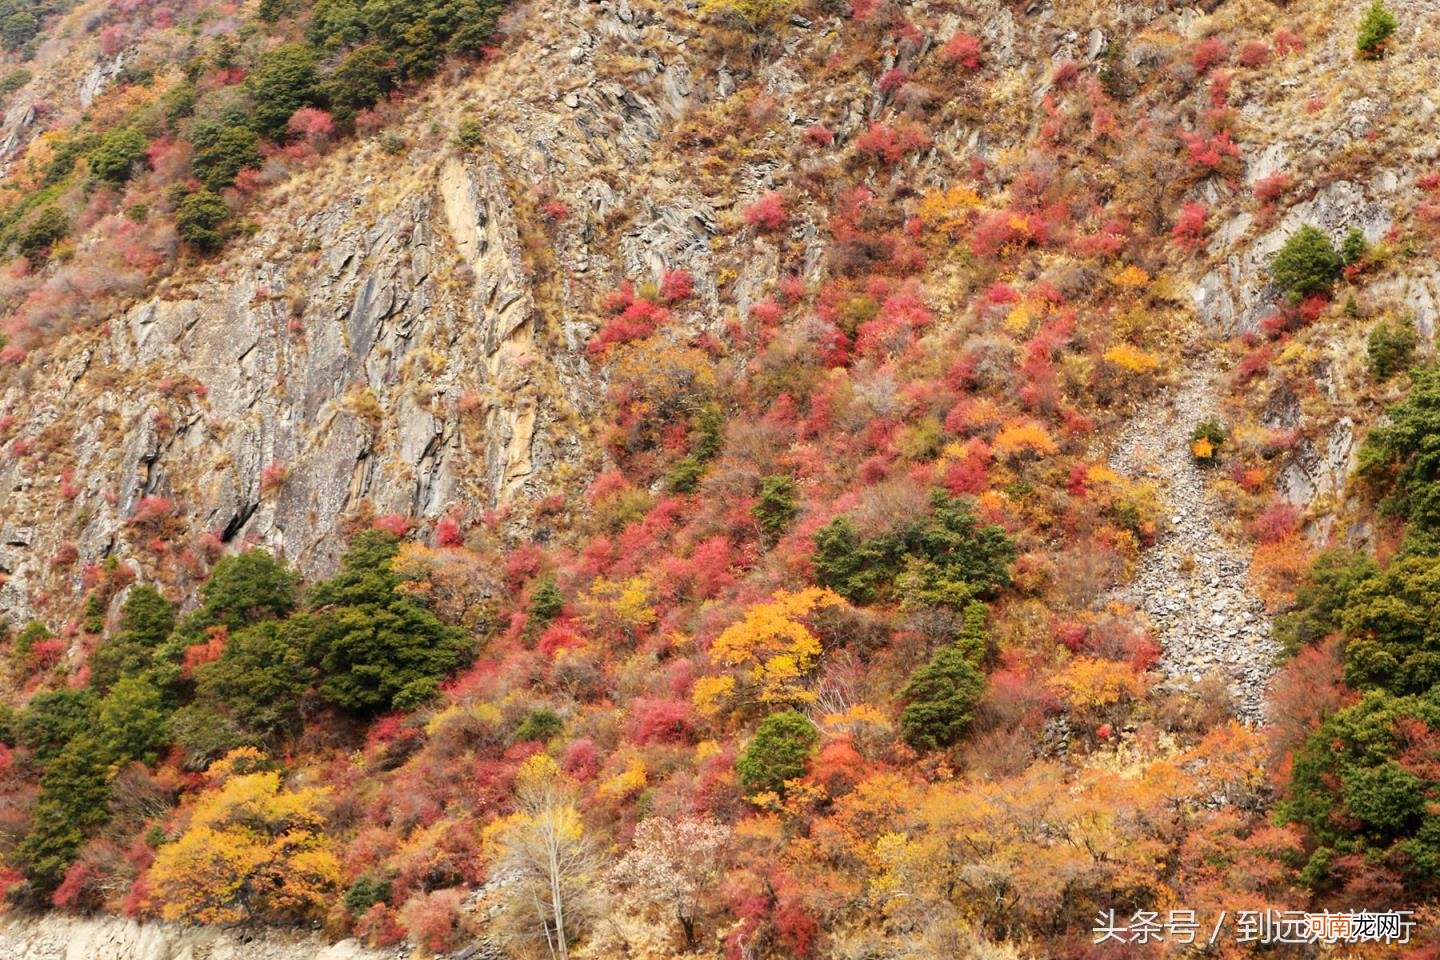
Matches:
[0,0,1438,955]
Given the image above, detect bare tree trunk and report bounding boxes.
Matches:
[547,822,568,960]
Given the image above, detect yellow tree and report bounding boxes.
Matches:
[698,587,846,714]
[583,575,657,644]
[147,757,339,924]
[486,756,603,960]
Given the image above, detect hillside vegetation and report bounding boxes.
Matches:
[0,0,1438,955]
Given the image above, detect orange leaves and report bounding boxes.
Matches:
[993,419,1059,459]
[1102,343,1161,374]
[1048,656,1148,711]
[147,762,339,924]
[1249,534,1312,611]
[916,185,981,242]
[699,587,847,713]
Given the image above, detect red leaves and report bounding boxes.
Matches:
[744,191,787,232]
[1179,128,1240,170]
[940,31,982,70]
[371,513,411,537]
[260,461,287,494]
[1253,172,1293,205]
[854,120,929,167]
[877,67,909,93]
[1248,500,1302,544]
[287,107,336,142]
[128,495,176,527]
[1171,201,1210,250]
[589,280,672,355]
[1233,343,1275,384]
[1191,36,1229,74]
[803,123,834,146]
[658,268,694,303]
[181,627,228,679]
[1273,27,1304,56]
[628,698,697,745]
[1238,40,1271,67]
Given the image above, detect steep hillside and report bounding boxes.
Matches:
[0,0,1438,954]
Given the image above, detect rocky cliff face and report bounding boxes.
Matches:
[0,0,1436,645]
[0,0,721,623]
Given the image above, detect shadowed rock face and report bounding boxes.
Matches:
[1,157,548,620]
[0,0,726,624]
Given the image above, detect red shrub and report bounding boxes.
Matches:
[1260,311,1291,337]
[1052,60,1080,86]
[50,542,78,569]
[808,736,864,795]
[1171,201,1209,250]
[1266,637,1348,764]
[744,191,787,232]
[434,516,464,548]
[803,124,834,146]
[940,32,982,70]
[562,737,601,781]
[371,513,411,537]
[1238,41,1271,67]
[181,627,227,679]
[98,24,127,57]
[541,199,571,221]
[355,903,405,948]
[629,698,697,744]
[1249,500,1301,544]
[1253,173,1293,205]
[750,298,784,325]
[52,862,102,911]
[1208,70,1232,108]
[355,109,385,136]
[1179,129,1240,169]
[29,638,65,669]
[1273,27,1304,56]
[287,107,336,143]
[1233,343,1275,384]
[400,890,462,954]
[773,895,818,957]
[128,496,175,526]
[878,68,909,93]
[1191,37,1229,74]
[537,620,587,657]
[588,298,669,355]
[658,268,694,303]
[780,274,807,302]
[855,121,929,167]
[260,461,287,493]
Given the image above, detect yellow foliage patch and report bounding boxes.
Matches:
[706,587,847,707]
[1102,344,1161,373]
[993,420,1059,458]
[1048,657,1147,709]
[1111,264,1151,289]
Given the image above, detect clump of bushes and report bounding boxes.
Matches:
[736,710,817,795]
[1367,317,1419,381]
[1190,419,1226,464]
[1356,0,1397,60]
[1271,225,1342,302]
[812,491,1015,607]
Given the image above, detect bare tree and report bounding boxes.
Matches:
[492,757,603,960]
[608,816,730,951]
